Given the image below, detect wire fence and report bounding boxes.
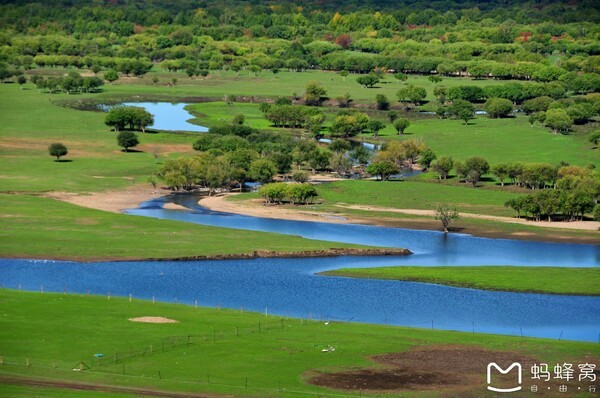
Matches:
[1,287,597,396]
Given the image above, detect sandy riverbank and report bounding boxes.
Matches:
[199,194,599,243]
[45,185,165,213]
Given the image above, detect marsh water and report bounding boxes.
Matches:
[2,193,599,342]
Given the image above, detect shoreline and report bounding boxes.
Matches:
[40,185,598,245]
[0,247,411,263]
[199,194,600,245]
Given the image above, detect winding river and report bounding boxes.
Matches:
[2,193,599,342]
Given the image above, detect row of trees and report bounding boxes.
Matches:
[505,189,596,222]
[30,73,103,94]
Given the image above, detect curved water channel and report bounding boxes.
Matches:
[2,193,599,342]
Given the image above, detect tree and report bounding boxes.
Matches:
[375,94,390,110]
[450,100,475,125]
[249,159,278,183]
[350,146,371,167]
[17,75,26,89]
[544,108,572,134]
[464,156,490,187]
[432,156,453,180]
[329,139,351,152]
[366,161,399,181]
[418,148,436,169]
[104,69,118,84]
[388,111,398,123]
[393,118,410,135]
[428,75,442,84]
[368,120,386,137]
[435,203,460,233]
[330,115,363,138]
[484,98,513,118]
[117,131,139,152]
[152,76,159,86]
[397,85,426,106]
[393,72,408,84]
[304,81,327,106]
[48,143,68,161]
[356,74,379,88]
[330,152,353,176]
[491,163,510,186]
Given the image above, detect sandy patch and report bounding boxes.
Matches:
[45,185,165,213]
[129,316,178,324]
[199,195,600,232]
[199,194,354,224]
[163,203,189,211]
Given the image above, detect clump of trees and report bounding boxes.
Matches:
[31,72,103,94]
[105,106,154,132]
[259,182,318,205]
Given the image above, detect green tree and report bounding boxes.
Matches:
[435,203,460,233]
[117,131,139,152]
[491,163,510,186]
[366,161,399,181]
[431,156,454,180]
[544,108,572,134]
[393,118,410,135]
[368,120,386,137]
[418,148,437,169]
[450,100,475,125]
[484,98,513,118]
[464,156,490,187]
[304,81,327,106]
[48,143,68,162]
[249,159,278,183]
[375,94,390,110]
[104,69,118,84]
[356,74,379,88]
[17,75,26,89]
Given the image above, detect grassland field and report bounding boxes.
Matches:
[0,289,598,397]
[0,68,598,260]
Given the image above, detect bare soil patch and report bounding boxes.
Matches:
[310,345,599,396]
[310,345,534,395]
[129,316,179,324]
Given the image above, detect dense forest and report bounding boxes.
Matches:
[1,0,599,84]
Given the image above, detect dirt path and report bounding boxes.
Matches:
[0,375,225,397]
[200,194,600,232]
[339,205,600,231]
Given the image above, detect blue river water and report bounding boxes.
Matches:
[1,193,599,342]
[122,102,208,132]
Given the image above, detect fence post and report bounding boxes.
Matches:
[52,359,56,368]
[26,357,30,367]
[236,327,239,337]
[187,335,191,347]
[157,370,162,379]
[258,321,261,333]
[0,356,3,365]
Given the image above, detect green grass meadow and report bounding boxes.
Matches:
[0,194,364,260]
[321,266,600,296]
[0,289,598,397]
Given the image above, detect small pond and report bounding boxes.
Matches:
[122,102,208,132]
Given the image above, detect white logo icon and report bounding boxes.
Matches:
[487,362,522,393]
